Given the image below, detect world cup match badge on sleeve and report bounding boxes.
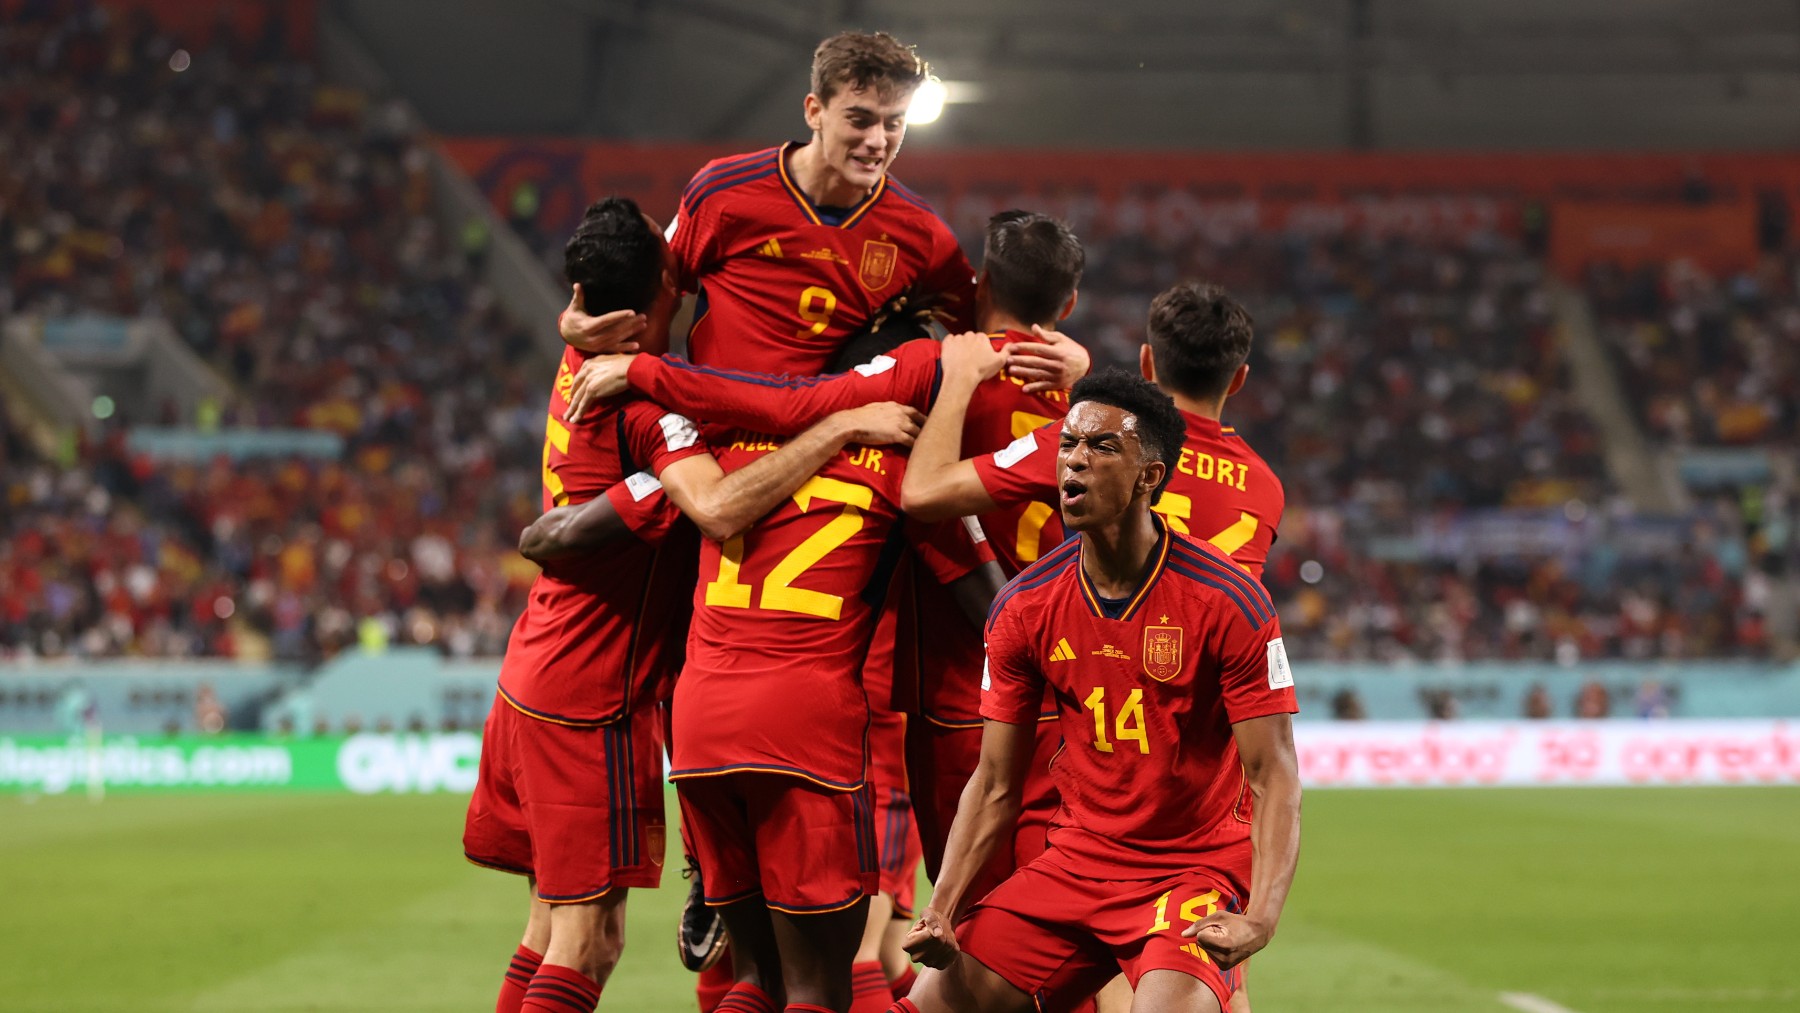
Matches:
[1266,637,1293,690]
[1144,624,1183,682]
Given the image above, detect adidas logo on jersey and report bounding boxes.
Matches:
[755,238,783,257]
[1048,638,1076,663]
[1093,644,1131,660]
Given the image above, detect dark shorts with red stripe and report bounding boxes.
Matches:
[676,771,879,915]
[463,694,666,903]
[958,853,1245,1012]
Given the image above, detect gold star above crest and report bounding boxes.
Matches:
[1160,614,1170,624]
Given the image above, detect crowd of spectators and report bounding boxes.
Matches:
[3,5,1791,670]
[1585,254,1800,447]
[1,4,545,663]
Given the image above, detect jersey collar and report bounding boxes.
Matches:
[1180,409,1242,441]
[1076,516,1171,622]
[777,141,888,229]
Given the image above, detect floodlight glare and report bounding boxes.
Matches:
[909,78,947,125]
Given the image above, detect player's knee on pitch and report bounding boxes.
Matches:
[908,958,1035,1013]
[1131,970,1221,1013]
[545,891,630,982]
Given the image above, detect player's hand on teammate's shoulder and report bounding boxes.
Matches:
[1183,909,1273,970]
[940,330,1008,386]
[832,401,926,448]
[1006,324,1090,394]
[559,284,647,354]
[902,906,962,969]
[564,355,636,424]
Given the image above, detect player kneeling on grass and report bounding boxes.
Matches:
[895,369,1302,1013]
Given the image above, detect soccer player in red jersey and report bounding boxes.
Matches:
[555,35,1085,394]
[895,369,1303,1013]
[902,282,1284,580]
[556,212,1087,879]
[464,198,926,1013]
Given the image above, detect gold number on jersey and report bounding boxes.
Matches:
[1151,496,1258,568]
[1014,501,1056,564]
[1146,888,1224,965]
[795,285,839,340]
[703,476,873,621]
[1011,410,1056,440]
[541,414,572,507]
[1081,686,1149,755]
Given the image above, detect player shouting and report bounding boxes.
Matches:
[897,369,1302,1013]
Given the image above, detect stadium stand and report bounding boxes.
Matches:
[1,4,543,663]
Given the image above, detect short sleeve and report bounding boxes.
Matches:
[906,515,995,586]
[604,475,683,547]
[915,222,977,332]
[620,400,710,476]
[1218,612,1299,724]
[978,603,1043,725]
[970,422,1058,509]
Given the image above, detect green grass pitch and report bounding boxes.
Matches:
[3,787,1796,1011]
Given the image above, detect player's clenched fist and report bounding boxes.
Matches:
[902,907,961,969]
[1183,909,1273,970]
[832,401,925,447]
[559,284,647,354]
[564,354,635,424]
[939,330,1007,385]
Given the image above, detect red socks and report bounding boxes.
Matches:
[888,966,918,1001]
[849,961,893,1013]
[522,963,601,1012]
[697,958,738,1013]
[498,945,543,1013]
[888,1001,921,1013]
[716,982,778,1013]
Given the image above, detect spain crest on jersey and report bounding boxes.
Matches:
[859,240,898,291]
[1144,625,1183,682]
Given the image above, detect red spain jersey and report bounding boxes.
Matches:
[622,335,1070,726]
[670,435,993,791]
[667,143,976,375]
[981,525,1296,884]
[972,411,1285,578]
[496,347,708,725]
[624,331,1072,574]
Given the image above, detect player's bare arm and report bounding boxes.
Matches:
[899,331,1008,521]
[903,716,1037,969]
[521,401,922,555]
[1184,711,1302,969]
[558,285,648,354]
[658,400,922,542]
[1005,323,1090,395]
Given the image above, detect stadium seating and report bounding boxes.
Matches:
[1,5,542,663]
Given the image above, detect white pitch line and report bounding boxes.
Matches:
[1499,992,1582,1013]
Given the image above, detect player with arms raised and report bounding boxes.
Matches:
[895,370,1302,1013]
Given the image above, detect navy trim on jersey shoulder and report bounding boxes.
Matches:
[985,538,1080,634]
[886,179,951,226]
[681,148,780,204]
[658,354,845,390]
[1170,540,1275,626]
[1167,560,1267,628]
[687,166,778,214]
